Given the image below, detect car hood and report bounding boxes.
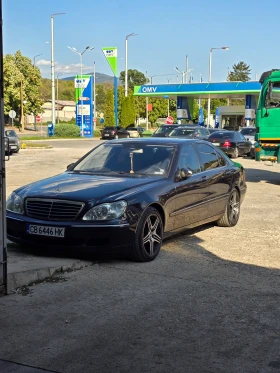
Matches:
[15,172,165,204]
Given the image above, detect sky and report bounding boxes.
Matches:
[3,0,280,84]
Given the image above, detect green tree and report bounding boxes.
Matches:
[119,69,147,90]
[4,51,44,120]
[228,62,251,82]
[120,94,136,127]
[104,89,115,126]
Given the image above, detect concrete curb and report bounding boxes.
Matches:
[7,260,93,292]
[20,138,101,142]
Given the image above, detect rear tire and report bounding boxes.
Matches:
[217,189,240,227]
[130,207,163,262]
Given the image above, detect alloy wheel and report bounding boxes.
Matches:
[142,214,162,256]
[229,190,240,224]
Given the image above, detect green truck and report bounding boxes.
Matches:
[255,69,280,163]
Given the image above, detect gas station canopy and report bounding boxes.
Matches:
[134,81,261,99]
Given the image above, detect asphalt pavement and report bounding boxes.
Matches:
[2,151,280,373]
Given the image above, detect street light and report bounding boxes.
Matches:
[33,53,43,66]
[149,75,156,84]
[174,67,194,83]
[51,13,66,130]
[125,33,137,97]
[207,46,229,127]
[174,67,184,83]
[56,72,63,123]
[67,46,95,137]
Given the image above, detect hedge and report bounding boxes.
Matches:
[54,123,80,138]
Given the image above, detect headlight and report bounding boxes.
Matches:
[82,201,127,221]
[6,192,24,214]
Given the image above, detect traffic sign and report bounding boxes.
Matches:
[9,110,16,119]
[100,118,104,124]
[36,115,42,123]
[166,116,174,124]
[93,118,97,123]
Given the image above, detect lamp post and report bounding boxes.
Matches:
[56,73,63,123]
[185,55,189,84]
[33,53,43,67]
[150,75,156,84]
[67,46,94,137]
[207,46,229,127]
[51,13,65,130]
[125,33,137,97]
[93,61,96,132]
[174,67,194,83]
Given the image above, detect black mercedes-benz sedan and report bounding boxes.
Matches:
[7,138,247,262]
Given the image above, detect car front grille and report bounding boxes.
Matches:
[25,199,84,221]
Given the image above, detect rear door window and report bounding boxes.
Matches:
[178,144,201,174]
[194,143,221,171]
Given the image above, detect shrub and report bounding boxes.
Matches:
[54,123,80,138]
[94,130,101,138]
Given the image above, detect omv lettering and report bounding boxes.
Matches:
[142,87,157,93]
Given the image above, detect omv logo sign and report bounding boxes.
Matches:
[141,87,157,93]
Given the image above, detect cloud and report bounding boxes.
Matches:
[37,59,51,66]
[38,61,94,76]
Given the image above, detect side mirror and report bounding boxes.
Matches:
[175,167,193,182]
[67,163,76,171]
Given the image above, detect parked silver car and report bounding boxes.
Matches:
[240,127,256,159]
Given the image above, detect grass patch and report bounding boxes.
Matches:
[21,143,53,149]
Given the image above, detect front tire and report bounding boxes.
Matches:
[217,189,240,227]
[131,207,163,262]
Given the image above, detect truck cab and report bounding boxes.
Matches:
[255,69,280,163]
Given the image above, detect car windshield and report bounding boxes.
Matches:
[5,130,17,137]
[127,128,137,131]
[73,143,175,176]
[240,128,256,136]
[208,132,234,139]
[154,126,176,135]
[169,128,195,137]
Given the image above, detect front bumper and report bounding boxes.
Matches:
[7,213,135,250]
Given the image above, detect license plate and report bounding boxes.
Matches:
[105,134,109,137]
[27,224,65,238]
[213,143,220,146]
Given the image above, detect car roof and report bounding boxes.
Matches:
[176,125,206,129]
[107,137,210,146]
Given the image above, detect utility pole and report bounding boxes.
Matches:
[20,76,24,132]
[185,55,189,84]
[146,71,149,130]
[0,0,8,294]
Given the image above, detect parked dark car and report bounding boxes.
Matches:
[126,126,145,138]
[7,138,247,262]
[101,126,130,140]
[4,137,11,156]
[169,126,210,140]
[208,128,227,135]
[5,130,20,153]
[240,127,256,159]
[207,131,251,158]
[152,124,180,137]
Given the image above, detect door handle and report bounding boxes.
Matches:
[224,169,234,176]
[201,175,208,182]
